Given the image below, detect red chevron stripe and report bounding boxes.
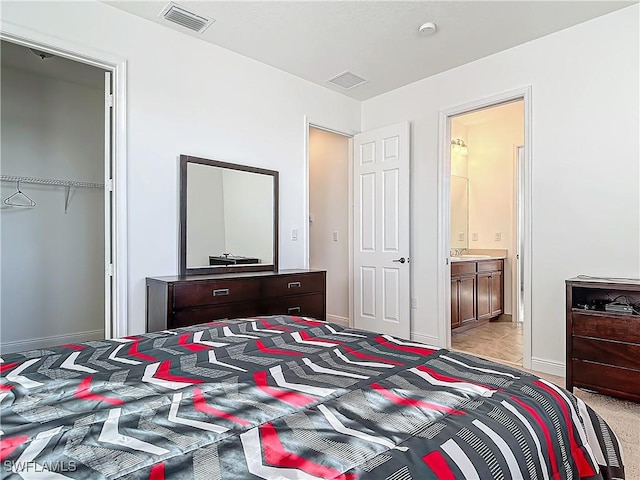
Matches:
[343,346,404,366]
[253,371,315,407]
[155,360,203,384]
[260,423,357,479]
[60,344,85,350]
[416,365,495,391]
[299,331,343,345]
[0,362,18,373]
[289,317,322,326]
[149,462,165,480]
[0,435,29,461]
[0,383,13,392]
[535,381,596,478]
[192,387,249,426]
[423,450,456,480]
[256,340,303,356]
[375,336,436,356]
[74,376,125,405]
[512,395,562,480]
[128,342,157,362]
[259,318,292,332]
[178,333,209,352]
[371,383,464,415]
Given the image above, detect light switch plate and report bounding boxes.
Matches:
[495,232,501,241]
[291,228,298,241]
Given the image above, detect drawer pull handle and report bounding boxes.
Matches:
[288,282,301,289]
[213,288,230,297]
[288,306,301,314]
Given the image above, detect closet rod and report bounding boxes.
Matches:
[0,175,104,189]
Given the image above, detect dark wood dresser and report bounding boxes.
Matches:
[566,276,640,402]
[147,269,326,332]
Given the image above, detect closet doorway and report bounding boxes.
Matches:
[307,125,352,327]
[0,39,120,353]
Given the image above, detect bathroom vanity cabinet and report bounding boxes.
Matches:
[451,258,504,331]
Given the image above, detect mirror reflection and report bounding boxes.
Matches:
[180,155,278,275]
[450,175,469,249]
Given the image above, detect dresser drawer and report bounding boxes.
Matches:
[572,312,640,344]
[173,279,261,309]
[172,303,260,328]
[572,360,640,400]
[451,262,476,275]
[264,293,325,320]
[477,259,503,273]
[572,336,640,371]
[263,272,325,298]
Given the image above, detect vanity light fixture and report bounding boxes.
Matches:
[451,138,468,156]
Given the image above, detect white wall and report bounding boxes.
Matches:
[465,102,524,315]
[1,1,361,335]
[362,5,640,370]
[1,66,105,352]
[309,128,350,324]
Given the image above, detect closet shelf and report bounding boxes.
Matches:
[1,174,105,213]
[1,174,104,189]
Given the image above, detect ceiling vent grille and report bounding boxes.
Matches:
[159,2,214,33]
[327,71,368,90]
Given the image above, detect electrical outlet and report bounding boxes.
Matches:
[472,233,478,241]
[333,231,338,242]
[291,228,298,241]
[411,297,418,309]
[494,232,501,241]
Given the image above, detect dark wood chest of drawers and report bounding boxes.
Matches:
[146,269,326,332]
[566,276,640,402]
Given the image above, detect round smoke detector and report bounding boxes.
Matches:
[418,22,437,36]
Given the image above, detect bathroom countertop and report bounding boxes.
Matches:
[450,255,506,262]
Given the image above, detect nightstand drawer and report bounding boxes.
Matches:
[572,312,640,344]
[174,279,261,309]
[173,304,259,328]
[573,360,640,399]
[264,293,325,320]
[572,336,640,371]
[263,272,325,298]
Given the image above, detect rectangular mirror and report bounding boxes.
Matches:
[179,155,278,275]
[450,175,469,249]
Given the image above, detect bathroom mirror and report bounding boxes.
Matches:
[179,155,278,275]
[450,175,469,249]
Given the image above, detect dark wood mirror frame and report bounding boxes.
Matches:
[179,154,279,276]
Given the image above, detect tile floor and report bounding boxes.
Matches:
[451,321,523,365]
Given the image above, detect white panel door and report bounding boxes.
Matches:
[353,122,410,338]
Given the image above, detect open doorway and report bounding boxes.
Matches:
[0,35,126,351]
[448,100,525,365]
[308,126,351,327]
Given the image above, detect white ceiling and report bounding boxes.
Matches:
[106,1,634,101]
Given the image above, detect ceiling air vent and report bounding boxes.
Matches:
[159,2,214,33]
[327,71,368,90]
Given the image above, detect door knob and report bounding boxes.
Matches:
[392,257,406,264]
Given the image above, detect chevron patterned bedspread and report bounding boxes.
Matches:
[0,316,625,479]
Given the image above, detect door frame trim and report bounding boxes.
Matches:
[1,21,129,339]
[303,117,354,326]
[437,86,532,368]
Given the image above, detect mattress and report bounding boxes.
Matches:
[0,316,625,479]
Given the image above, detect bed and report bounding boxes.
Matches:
[0,315,625,479]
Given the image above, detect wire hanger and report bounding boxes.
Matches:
[3,180,36,208]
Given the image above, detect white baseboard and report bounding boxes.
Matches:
[410,332,441,348]
[326,314,349,327]
[530,357,566,378]
[1,329,105,355]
